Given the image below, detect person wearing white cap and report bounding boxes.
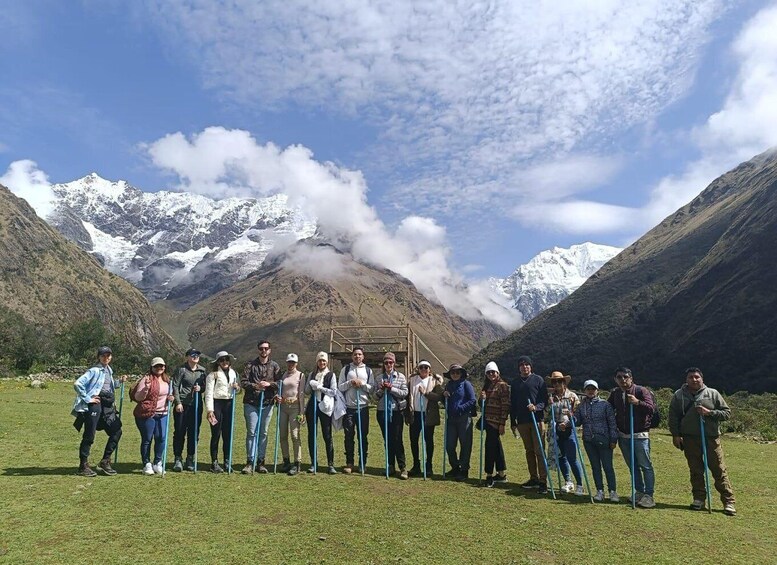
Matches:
[277,353,306,475]
[304,352,338,474]
[131,357,174,475]
[574,379,618,502]
[408,360,444,477]
[204,351,240,473]
[480,361,511,487]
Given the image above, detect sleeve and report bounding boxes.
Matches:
[204,373,215,412]
[425,378,444,402]
[172,368,184,406]
[73,369,94,405]
[361,368,374,393]
[460,381,476,415]
[305,376,316,394]
[500,384,511,422]
[667,392,682,436]
[606,403,618,443]
[134,376,151,401]
[533,378,547,413]
[374,375,385,401]
[320,372,337,397]
[573,402,582,426]
[710,391,731,422]
[389,374,408,399]
[636,386,654,414]
[240,362,252,390]
[337,366,351,392]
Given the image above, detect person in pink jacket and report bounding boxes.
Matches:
[132,357,174,476]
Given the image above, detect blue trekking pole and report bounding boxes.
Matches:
[193,388,200,473]
[479,397,485,483]
[550,405,562,490]
[420,394,427,480]
[161,393,173,478]
[273,398,281,474]
[356,392,365,476]
[699,412,713,514]
[384,387,390,479]
[113,380,125,465]
[313,388,318,474]
[227,378,237,473]
[251,391,264,472]
[629,403,636,509]
[569,411,594,503]
[528,398,555,499]
[442,397,448,478]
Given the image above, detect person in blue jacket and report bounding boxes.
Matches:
[71,346,127,477]
[443,363,476,482]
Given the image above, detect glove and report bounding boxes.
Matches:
[309,380,321,391]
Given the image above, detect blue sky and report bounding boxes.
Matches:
[2,0,777,282]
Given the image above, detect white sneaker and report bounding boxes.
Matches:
[563,481,574,493]
[594,490,604,501]
[152,462,165,475]
[142,462,154,475]
[609,491,620,503]
[575,485,585,496]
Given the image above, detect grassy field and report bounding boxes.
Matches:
[0,381,775,564]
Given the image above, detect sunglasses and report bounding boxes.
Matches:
[189,353,200,358]
[218,358,230,363]
[258,347,270,351]
[153,364,166,369]
[384,360,395,365]
[551,379,565,384]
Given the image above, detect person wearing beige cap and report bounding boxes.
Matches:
[131,357,174,475]
[204,351,240,473]
[304,351,338,474]
[408,360,444,477]
[277,353,306,475]
[375,351,409,479]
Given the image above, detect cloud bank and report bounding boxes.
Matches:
[0,159,57,218]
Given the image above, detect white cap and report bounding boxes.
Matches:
[150,357,166,367]
[286,353,299,363]
[418,360,432,369]
[583,379,599,389]
[316,351,328,362]
[485,361,500,375]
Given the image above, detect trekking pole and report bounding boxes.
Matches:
[161,394,173,479]
[528,399,555,499]
[629,403,636,509]
[273,397,281,474]
[227,379,238,474]
[420,394,427,480]
[313,388,318,475]
[113,380,125,465]
[194,388,199,473]
[384,389,390,479]
[442,397,448,478]
[550,407,562,491]
[699,412,713,514]
[569,412,594,503]
[479,397,485,483]
[252,391,264,473]
[356,392,365,476]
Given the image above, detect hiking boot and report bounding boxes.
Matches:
[493,473,508,484]
[142,462,155,475]
[637,494,655,508]
[594,490,605,502]
[399,469,409,480]
[241,462,254,474]
[408,464,422,477]
[78,463,97,477]
[256,460,268,474]
[690,499,705,511]
[280,458,291,473]
[184,457,195,472]
[98,459,117,476]
[485,476,495,488]
[343,465,353,474]
[537,483,548,495]
[287,462,300,476]
[609,491,620,503]
[328,465,338,475]
[575,485,585,496]
[454,471,468,482]
[520,479,539,489]
[173,457,184,473]
[724,503,736,516]
[211,461,224,473]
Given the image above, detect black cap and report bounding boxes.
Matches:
[97,346,112,357]
[185,348,201,357]
[517,355,532,367]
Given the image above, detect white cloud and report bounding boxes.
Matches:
[135,0,728,213]
[0,160,57,219]
[146,127,521,328]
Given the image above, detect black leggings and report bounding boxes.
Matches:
[173,398,203,458]
[209,398,234,462]
[484,424,506,475]
[376,410,406,471]
[409,412,435,468]
[306,401,334,466]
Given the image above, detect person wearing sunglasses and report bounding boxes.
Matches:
[407,360,444,477]
[171,348,206,472]
[375,352,409,479]
[131,357,174,475]
[240,340,281,474]
[205,351,240,473]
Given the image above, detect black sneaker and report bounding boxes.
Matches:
[520,479,539,489]
[408,465,421,477]
[537,484,548,495]
[494,473,508,484]
[211,461,224,473]
[78,463,97,477]
[287,463,300,476]
[485,476,495,488]
[455,471,468,482]
[184,457,195,472]
[173,458,184,472]
[280,459,292,473]
[98,459,117,476]
[307,465,316,474]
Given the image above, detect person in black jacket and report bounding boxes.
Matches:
[509,355,549,494]
[171,348,206,472]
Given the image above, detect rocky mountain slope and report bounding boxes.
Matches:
[0,183,179,354]
[490,243,622,322]
[468,150,777,393]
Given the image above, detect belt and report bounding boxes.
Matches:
[282,398,298,405]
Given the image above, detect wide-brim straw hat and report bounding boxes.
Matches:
[546,370,572,385]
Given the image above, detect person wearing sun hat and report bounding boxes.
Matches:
[443,363,476,482]
[547,371,585,495]
[574,379,618,502]
[204,351,240,473]
[171,348,206,472]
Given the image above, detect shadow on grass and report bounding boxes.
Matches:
[1,463,139,476]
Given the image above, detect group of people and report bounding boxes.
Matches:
[71,344,737,516]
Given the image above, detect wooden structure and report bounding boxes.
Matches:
[328,324,447,373]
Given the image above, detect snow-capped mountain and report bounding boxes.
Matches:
[490,243,622,322]
[49,173,316,304]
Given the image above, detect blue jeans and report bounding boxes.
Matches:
[556,430,583,484]
[136,414,168,465]
[244,402,275,463]
[584,440,616,492]
[446,415,473,473]
[618,436,654,495]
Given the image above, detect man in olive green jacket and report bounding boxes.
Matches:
[668,367,735,516]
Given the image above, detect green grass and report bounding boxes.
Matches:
[0,382,775,564]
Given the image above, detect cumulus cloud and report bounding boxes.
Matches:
[0,159,57,219]
[146,127,521,328]
[270,243,355,283]
[135,0,728,215]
